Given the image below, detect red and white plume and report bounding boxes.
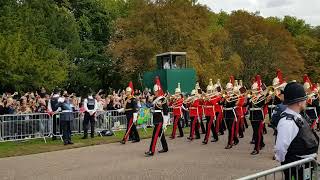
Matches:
[154,76,164,96]
[230,76,235,86]
[303,74,312,84]
[276,69,283,84]
[256,75,262,91]
[303,74,312,90]
[128,81,134,95]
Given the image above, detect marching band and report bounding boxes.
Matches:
[121,70,320,157]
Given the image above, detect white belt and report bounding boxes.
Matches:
[189,107,198,110]
[306,107,317,110]
[223,107,235,111]
[153,110,162,113]
[249,108,262,111]
[62,110,72,113]
[205,106,214,108]
[268,105,276,109]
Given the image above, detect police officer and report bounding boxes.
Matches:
[82,93,98,139]
[275,82,319,180]
[56,92,74,145]
[145,78,169,156]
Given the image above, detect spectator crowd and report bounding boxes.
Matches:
[0,88,157,115]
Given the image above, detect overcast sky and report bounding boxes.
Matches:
[198,0,320,26]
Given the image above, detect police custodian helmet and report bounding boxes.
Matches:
[284,82,307,105]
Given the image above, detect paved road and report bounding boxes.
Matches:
[0,128,282,180]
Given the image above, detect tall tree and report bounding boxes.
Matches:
[0,0,80,92]
[109,0,242,87]
[225,11,304,84]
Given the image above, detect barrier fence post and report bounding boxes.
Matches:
[0,116,3,141]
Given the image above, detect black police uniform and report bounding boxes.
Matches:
[83,98,96,139]
[281,113,319,180]
[249,95,266,154]
[146,96,168,156]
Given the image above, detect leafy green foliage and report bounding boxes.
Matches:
[0,0,80,92]
[0,0,319,93]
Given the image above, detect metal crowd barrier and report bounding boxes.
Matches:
[0,113,51,143]
[237,156,319,180]
[0,107,175,143]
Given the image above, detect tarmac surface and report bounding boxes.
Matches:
[0,128,283,180]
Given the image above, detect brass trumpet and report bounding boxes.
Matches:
[184,95,198,104]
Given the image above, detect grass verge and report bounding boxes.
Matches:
[0,126,190,158]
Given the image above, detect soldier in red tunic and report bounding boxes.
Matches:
[195,82,206,134]
[202,79,219,144]
[213,79,224,135]
[187,89,201,140]
[170,83,184,139]
[234,80,247,139]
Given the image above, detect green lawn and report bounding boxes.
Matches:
[0,126,190,158]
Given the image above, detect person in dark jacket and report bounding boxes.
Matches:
[145,78,169,156]
[275,82,319,180]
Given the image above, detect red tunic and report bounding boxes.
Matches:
[213,95,223,113]
[198,99,204,118]
[204,96,219,116]
[171,98,184,116]
[189,98,199,117]
[236,95,245,118]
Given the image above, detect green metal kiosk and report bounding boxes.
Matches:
[143,52,196,94]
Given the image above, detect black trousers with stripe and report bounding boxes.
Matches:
[149,123,168,153]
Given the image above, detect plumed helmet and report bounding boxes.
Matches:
[251,82,258,91]
[239,80,243,87]
[195,82,200,90]
[153,84,160,92]
[303,74,312,91]
[126,87,132,92]
[207,79,214,92]
[233,80,239,92]
[191,89,197,95]
[226,76,235,90]
[126,81,134,95]
[273,77,280,87]
[273,69,283,86]
[175,83,181,94]
[154,76,164,96]
[226,82,233,90]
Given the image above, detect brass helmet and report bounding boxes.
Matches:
[191,89,197,96]
[207,79,214,93]
[303,74,311,91]
[126,87,132,93]
[239,80,243,87]
[195,82,200,90]
[226,82,233,91]
[175,83,181,94]
[233,80,240,93]
[153,84,161,92]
